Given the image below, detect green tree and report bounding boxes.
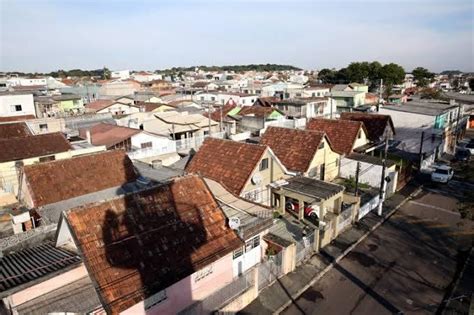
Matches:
[412,67,434,87]
[379,63,405,97]
[317,68,336,83]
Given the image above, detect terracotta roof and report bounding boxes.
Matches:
[65,175,242,314]
[186,138,267,195]
[0,115,35,122]
[78,123,141,148]
[306,118,365,155]
[261,127,328,173]
[0,122,32,139]
[203,104,237,121]
[236,106,282,118]
[23,150,137,207]
[254,97,281,107]
[134,101,167,112]
[85,100,114,112]
[0,132,72,163]
[340,112,395,142]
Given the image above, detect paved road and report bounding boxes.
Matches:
[282,187,474,315]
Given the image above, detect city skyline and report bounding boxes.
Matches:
[1,0,473,73]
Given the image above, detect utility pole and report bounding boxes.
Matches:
[207,102,212,137]
[220,105,223,133]
[418,131,425,170]
[377,135,389,216]
[377,78,383,112]
[354,161,361,196]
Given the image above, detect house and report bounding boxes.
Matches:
[0,133,73,195]
[0,92,36,118]
[261,127,340,181]
[231,106,285,133]
[79,123,173,153]
[98,80,141,97]
[143,111,220,140]
[186,138,290,205]
[85,99,149,115]
[217,92,258,106]
[52,94,85,114]
[20,150,138,220]
[261,82,304,99]
[379,100,465,166]
[58,175,243,314]
[204,103,239,135]
[340,112,396,143]
[133,91,163,103]
[132,72,162,83]
[306,118,370,155]
[272,98,334,119]
[330,90,366,110]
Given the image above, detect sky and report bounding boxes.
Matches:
[1,0,473,73]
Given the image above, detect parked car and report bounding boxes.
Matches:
[465,142,474,155]
[431,165,454,183]
[454,148,471,161]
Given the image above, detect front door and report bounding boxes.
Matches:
[319,164,325,181]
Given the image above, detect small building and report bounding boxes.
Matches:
[186,138,290,205]
[261,127,340,181]
[306,118,370,155]
[340,112,396,144]
[58,175,243,314]
[52,94,85,114]
[330,90,366,110]
[0,92,36,118]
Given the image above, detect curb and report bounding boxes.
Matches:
[274,186,423,314]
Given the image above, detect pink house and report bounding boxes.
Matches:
[59,175,243,314]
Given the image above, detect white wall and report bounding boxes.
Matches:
[97,103,139,115]
[0,94,36,117]
[131,132,176,152]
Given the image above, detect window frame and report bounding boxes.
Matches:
[259,158,269,171]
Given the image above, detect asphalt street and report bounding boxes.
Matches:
[282,185,474,315]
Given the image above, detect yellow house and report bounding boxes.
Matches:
[186,138,290,206]
[261,126,341,181]
[307,118,370,155]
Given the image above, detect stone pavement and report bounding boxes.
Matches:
[239,181,421,315]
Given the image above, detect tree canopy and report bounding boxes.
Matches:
[412,67,434,87]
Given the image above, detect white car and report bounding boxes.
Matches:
[431,165,454,183]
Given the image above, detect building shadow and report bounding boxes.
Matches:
[99,154,208,314]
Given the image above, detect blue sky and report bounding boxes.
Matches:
[1,0,473,73]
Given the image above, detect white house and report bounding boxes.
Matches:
[0,93,36,118]
[6,77,47,87]
[110,70,130,80]
[216,93,258,106]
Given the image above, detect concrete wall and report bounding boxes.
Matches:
[0,94,36,117]
[130,132,175,152]
[241,149,289,206]
[307,137,340,181]
[123,253,234,315]
[97,103,140,115]
[353,127,369,150]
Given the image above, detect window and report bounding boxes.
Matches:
[141,142,152,149]
[242,99,246,104]
[211,97,215,101]
[245,236,260,252]
[244,189,262,202]
[296,93,301,97]
[318,141,324,149]
[357,130,362,139]
[204,130,209,136]
[312,93,316,97]
[200,96,204,101]
[11,105,22,112]
[335,158,339,167]
[144,290,167,310]
[39,155,55,163]
[39,123,48,132]
[259,158,268,171]
[233,247,244,259]
[194,265,214,282]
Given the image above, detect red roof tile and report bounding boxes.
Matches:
[254,97,281,107]
[0,132,72,163]
[261,127,329,173]
[186,138,267,195]
[306,118,366,155]
[0,115,35,122]
[0,122,32,139]
[340,112,395,142]
[65,175,242,314]
[203,104,237,122]
[85,100,114,112]
[78,123,141,148]
[23,150,137,207]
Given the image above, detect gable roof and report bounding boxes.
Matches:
[65,175,242,314]
[85,100,114,112]
[261,127,330,173]
[306,118,366,155]
[186,138,267,195]
[0,132,72,163]
[78,123,141,148]
[235,106,283,118]
[253,97,281,107]
[340,112,395,142]
[0,122,32,139]
[23,150,137,207]
[203,104,237,122]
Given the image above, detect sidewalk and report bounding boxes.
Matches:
[240,182,421,315]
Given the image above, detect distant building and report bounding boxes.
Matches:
[0,92,36,118]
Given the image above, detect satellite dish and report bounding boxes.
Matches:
[229,217,241,230]
[251,173,262,185]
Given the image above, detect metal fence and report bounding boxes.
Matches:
[258,251,284,290]
[179,268,255,315]
[175,132,225,152]
[295,232,315,266]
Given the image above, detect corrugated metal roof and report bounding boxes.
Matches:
[0,242,81,294]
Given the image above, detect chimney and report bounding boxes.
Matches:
[86,129,91,144]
